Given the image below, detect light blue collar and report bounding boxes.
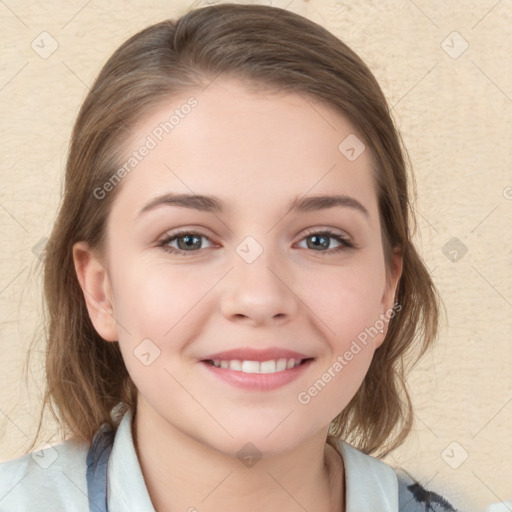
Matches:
[335,438,398,511]
[106,409,398,511]
[107,408,155,512]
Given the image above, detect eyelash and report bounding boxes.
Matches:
[157,228,355,256]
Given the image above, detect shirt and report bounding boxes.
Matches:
[0,407,464,511]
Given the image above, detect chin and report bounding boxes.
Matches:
[202,428,310,462]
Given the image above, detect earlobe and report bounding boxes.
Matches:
[375,248,403,349]
[72,241,118,342]
[382,248,403,310]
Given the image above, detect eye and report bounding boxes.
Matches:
[157,228,355,256]
[158,230,215,255]
[296,228,354,254]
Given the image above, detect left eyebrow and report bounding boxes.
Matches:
[287,194,369,218]
[136,193,370,219]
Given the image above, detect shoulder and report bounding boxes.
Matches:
[395,467,465,512]
[0,438,90,512]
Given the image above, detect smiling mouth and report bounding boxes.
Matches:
[201,357,314,374]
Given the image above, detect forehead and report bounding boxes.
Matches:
[112,77,378,222]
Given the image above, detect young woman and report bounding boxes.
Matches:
[0,4,466,511]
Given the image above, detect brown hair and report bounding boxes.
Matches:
[26,2,440,458]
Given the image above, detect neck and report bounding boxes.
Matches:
[131,400,345,512]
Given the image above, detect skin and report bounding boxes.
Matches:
[73,77,402,512]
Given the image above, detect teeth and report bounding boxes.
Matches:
[210,358,303,373]
[276,358,287,371]
[229,360,242,371]
[242,360,260,373]
[260,360,276,373]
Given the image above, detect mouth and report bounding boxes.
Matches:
[199,357,315,391]
[201,357,315,374]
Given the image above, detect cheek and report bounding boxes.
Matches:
[296,267,384,417]
[112,247,387,349]
[110,261,214,377]
[112,259,205,333]
[304,256,387,339]
[111,264,205,400]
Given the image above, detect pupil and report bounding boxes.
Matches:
[179,235,200,250]
[309,234,328,250]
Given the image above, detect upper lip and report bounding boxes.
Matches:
[200,347,314,363]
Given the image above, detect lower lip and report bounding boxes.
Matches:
[199,359,314,391]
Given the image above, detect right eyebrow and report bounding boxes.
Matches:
[136,193,223,218]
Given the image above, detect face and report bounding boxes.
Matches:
[74,77,401,458]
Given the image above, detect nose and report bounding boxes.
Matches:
[220,247,299,326]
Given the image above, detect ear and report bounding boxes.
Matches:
[72,241,118,342]
[375,247,403,349]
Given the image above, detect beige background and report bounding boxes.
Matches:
[1,1,511,511]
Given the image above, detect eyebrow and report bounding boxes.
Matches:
[136,192,370,219]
